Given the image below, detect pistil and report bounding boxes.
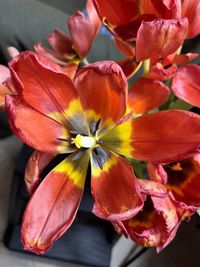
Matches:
[71,134,96,148]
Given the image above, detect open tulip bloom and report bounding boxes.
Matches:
[4,51,200,254]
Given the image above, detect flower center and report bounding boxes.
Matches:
[72,134,96,149]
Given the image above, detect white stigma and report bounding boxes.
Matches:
[72,134,96,148]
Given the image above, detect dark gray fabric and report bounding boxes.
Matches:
[0,0,120,65]
[37,0,86,14]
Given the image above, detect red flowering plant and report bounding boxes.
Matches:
[0,0,200,256]
[34,0,101,67]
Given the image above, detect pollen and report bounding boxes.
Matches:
[72,134,96,149]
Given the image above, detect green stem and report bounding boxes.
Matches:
[176,45,183,56]
[143,59,150,76]
[81,58,89,65]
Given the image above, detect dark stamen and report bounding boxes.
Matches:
[90,119,101,135]
[69,130,81,135]
[93,147,109,170]
[57,138,72,143]
[71,150,85,161]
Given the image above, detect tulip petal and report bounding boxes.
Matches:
[25,151,55,195]
[62,63,78,80]
[119,195,180,251]
[0,64,10,83]
[138,179,168,197]
[75,61,127,130]
[114,37,135,58]
[21,150,89,254]
[147,63,177,81]
[172,53,199,65]
[182,0,200,38]
[86,0,101,38]
[34,43,70,65]
[0,64,11,109]
[131,110,200,163]
[160,156,200,210]
[68,0,101,58]
[102,110,200,163]
[9,51,88,134]
[100,115,133,158]
[117,58,138,80]
[7,46,20,59]
[128,78,170,114]
[172,64,200,108]
[0,84,12,110]
[91,150,143,221]
[68,11,95,58]
[93,0,139,25]
[151,0,181,18]
[5,95,74,154]
[48,28,73,55]
[114,14,157,41]
[136,18,188,61]
[147,162,168,184]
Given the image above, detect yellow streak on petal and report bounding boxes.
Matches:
[55,152,89,188]
[64,99,83,119]
[100,119,133,158]
[48,99,84,125]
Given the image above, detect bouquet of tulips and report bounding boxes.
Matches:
[0,0,200,255]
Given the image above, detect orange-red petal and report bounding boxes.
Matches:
[75,61,127,130]
[114,37,135,58]
[136,18,188,61]
[147,63,177,81]
[138,179,168,197]
[9,51,88,134]
[68,11,95,58]
[86,0,101,38]
[172,53,199,65]
[25,150,55,195]
[5,95,72,154]
[91,151,143,221]
[117,58,138,80]
[118,195,180,252]
[128,77,170,114]
[131,110,200,163]
[0,64,11,109]
[21,150,89,254]
[68,1,101,58]
[150,156,200,211]
[93,0,139,26]
[0,64,10,83]
[48,28,73,55]
[182,0,200,38]
[34,43,70,66]
[171,64,200,108]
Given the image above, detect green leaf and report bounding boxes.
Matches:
[127,158,146,178]
[169,99,193,110]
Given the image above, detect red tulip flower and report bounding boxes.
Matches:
[6,51,200,254]
[93,0,196,61]
[35,0,101,65]
[172,64,200,108]
[113,178,181,252]
[148,154,200,212]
